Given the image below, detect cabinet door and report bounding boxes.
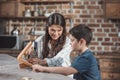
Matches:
[0,1,24,17]
[101,72,120,80]
[99,58,120,80]
[104,0,120,19]
[100,59,120,70]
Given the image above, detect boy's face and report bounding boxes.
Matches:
[69,34,80,51]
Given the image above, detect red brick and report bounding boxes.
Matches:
[104,47,110,51]
[75,19,81,23]
[105,38,110,41]
[80,15,91,18]
[104,19,111,23]
[91,28,95,32]
[94,33,106,37]
[94,15,103,18]
[97,19,102,23]
[97,47,102,50]
[84,1,89,5]
[87,5,100,9]
[91,1,96,5]
[111,29,117,32]
[89,19,96,23]
[90,47,95,50]
[91,42,99,45]
[76,2,82,5]
[112,38,118,42]
[82,19,88,23]
[96,10,103,15]
[102,24,114,27]
[104,29,110,32]
[89,10,95,14]
[82,10,88,14]
[74,6,85,9]
[97,29,102,32]
[88,24,99,27]
[62,5,70,9]
[102,42,113,46]
[75,10,81,13]
[109,34,118,37]
[97,38,103,41]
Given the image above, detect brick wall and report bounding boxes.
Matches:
[72,0,120,53]
[6,0,120,53]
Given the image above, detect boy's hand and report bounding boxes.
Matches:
[32,64,44,72]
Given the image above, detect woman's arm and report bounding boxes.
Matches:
[46,37,72,67]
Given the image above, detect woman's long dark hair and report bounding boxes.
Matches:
[42,13,66,59]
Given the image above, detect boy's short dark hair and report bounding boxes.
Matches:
[69,24,92,46]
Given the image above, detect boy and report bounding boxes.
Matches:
[32,24,101,80]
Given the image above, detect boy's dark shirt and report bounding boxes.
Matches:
[71,49,101,80]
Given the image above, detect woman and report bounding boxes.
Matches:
[28,13,71,67]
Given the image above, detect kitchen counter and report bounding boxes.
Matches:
[0,54,74,80]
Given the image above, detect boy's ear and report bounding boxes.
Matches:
[78,38,84,44]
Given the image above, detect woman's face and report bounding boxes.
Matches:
[48,25,63,40]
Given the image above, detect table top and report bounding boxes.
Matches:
[0,54,74,80]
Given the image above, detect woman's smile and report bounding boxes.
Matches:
[48,25,63,40]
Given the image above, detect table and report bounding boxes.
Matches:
[0,54,75,80]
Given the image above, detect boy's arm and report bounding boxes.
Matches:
[32,64,78,75]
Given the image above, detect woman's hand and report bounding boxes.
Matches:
[27,58,39,64]
[28,58,48,66]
